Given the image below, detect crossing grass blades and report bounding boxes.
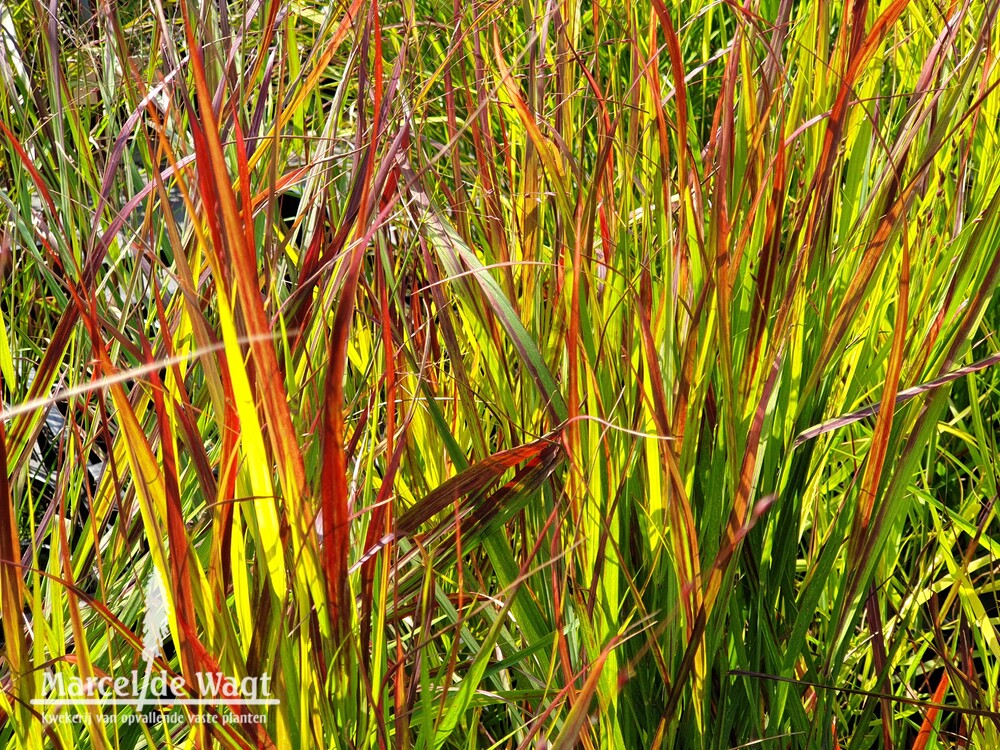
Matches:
[3,0,1000,747]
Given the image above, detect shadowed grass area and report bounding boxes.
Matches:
[2,0,1000,747]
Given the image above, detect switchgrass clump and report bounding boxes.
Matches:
[2,0,1000,747]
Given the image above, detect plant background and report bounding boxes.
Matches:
[2,0,1000,747]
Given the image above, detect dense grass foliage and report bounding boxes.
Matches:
[2,0,1000,746]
